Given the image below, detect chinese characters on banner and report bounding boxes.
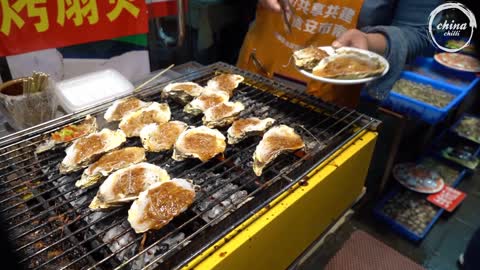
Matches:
[0,0,148,56]
[291,1,355,38]
[427,186,466,212]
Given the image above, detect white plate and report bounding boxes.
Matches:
[434,53,480,73]
[295,46,389,85]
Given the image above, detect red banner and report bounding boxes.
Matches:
[0,0,149,57]
[427,186,466,212]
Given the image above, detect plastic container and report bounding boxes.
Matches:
[373,157,466,242]
[56,69,134,113]
[430,130,480,170]
[382,72,465,124]
[406,57,480,93]
[450,113,480,145]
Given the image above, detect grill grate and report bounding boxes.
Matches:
[0,62,378,269]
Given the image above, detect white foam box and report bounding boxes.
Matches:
[55,69,134,113]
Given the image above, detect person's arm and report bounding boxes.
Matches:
[334,0,442,100]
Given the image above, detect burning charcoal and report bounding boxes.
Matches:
[220,200,232,208]
[211,184,238,200]
[102,221,137,259]
[207,205,225,219]
[197,200,213,212]
[229,190,248,204]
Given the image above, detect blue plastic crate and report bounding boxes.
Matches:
[382,72,466,124]
[406,57,480,94]
[373,157,466,242]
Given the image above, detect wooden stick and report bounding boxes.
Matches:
[134,64,175,92]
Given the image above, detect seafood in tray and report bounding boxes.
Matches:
[453,115,480,144]
[227,117,276,144]
[140,121,189,152]
[294,46,388,84]
[202,101,245,128]
[104,97,149,122]
[162,82,204,103]
[172,126,227,162]
[119,102,171,137]
[392,79,455,108]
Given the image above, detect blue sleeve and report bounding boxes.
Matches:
[360,0,442,100]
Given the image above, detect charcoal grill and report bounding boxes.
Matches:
[0,62,379,270]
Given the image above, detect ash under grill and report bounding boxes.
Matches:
[0,62,378,269]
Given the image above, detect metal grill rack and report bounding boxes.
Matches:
[0,62,379,269]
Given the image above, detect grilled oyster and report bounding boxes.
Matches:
[202,101,245,128]
[76,147,146,188]
[313,48,386,79]
[162,82,204,103]
[172,126,226,162]
[119,102,171,137]
[227,117,275,144]
[36,115,97,154]
[104,97,149,122]
[60,129,127,174]
[140,121,188,152]
[89,162,170,210]
[128,178,195,233]
[206,74,244,97]
[253,125,305,176]
[183,89,230,116]
[293,46,329,70]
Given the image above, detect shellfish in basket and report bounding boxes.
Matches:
[119,102,171,137]
[139,121,188,152]
[104,97,149,122]
[172,126,226,162]
[227,117,276,145]
[35,115,98,154]
[206,74,244,97]
[128,178,196,233]
[162,82,204,103]
[89,162,170,210]
[253,125,305,176]
[76,147,146,189]
[60,128,127,174]
[202,101,245,128]
[183,89,230,116]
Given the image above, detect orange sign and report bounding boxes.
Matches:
[0,0,148,56]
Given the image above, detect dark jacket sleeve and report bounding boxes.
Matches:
[360,0,442,100]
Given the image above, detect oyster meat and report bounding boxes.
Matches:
[104,97,149,122]
[293,46,329,70]
[253,125,305,176]
[202,101,245,128]
[89,162,170,210]
[119,102,171,137]
[206,74,244,97]
[76,147,146,189]
[60,129,127,174]
[227,117,275,144]
[36,115,97,154]
[128,178,195,233]
[313,48,386,79]
[173,126,226,162]
[162,82,204,103]
[183,89,230,116]
[140,121,188,152]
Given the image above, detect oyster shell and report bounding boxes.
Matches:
[293,46,329,70]
[202,101,245,128]
[89,162,170,210]
[172,126,226,162]
[206,74,244,97]
[104,97,149,122]
[36,115,97,154]
[253,125,305,176]
[76,147,146,189]
[183,89,230,116]
[60,129,127,174]
[140,121,188,152]
[128,178,195,233]
[227,117,275,144]
[119,102,171,137]
[162,82,204,103]
[313,48,386,79]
